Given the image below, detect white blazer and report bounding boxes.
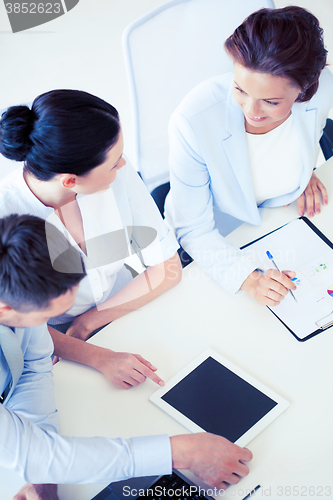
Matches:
[167,69,333,293]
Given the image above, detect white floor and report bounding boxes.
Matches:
[0,0,332,178]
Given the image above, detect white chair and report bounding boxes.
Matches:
[122,0,275,194]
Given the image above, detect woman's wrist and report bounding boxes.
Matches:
[89,345,116,372]
[240,270,260,296]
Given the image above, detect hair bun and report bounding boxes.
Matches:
[0,105,35,161]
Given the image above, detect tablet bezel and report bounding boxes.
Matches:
[149,348,290,447]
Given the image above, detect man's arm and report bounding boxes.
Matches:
[12,434,252,500]
[1,403,171,483]
[1,402,251,487]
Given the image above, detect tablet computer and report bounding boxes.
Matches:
[150,348,289,447]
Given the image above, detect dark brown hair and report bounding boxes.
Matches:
[0,214,85,312]
[224,6,327,102]
[0,90,120,180]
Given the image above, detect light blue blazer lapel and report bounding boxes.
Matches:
[222,83,261,224]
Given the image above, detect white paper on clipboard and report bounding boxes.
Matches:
[243,218,333,339]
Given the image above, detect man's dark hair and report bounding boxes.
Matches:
[0,214,85,312]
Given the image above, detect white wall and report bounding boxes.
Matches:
[0,0,167,176]
[0,0,332,178]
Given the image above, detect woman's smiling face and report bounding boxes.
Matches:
[233,63,301,134]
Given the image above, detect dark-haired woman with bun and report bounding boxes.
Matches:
[0,89,182,389]
[166,6,333,307]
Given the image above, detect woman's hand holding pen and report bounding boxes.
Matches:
[241,269,297,306]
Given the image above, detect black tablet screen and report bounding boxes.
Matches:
[161,357,277,442]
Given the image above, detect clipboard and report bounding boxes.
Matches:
[241,217,333,342]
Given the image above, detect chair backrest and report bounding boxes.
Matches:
[123,0,275,192]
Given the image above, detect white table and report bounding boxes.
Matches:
[2,158,333,500]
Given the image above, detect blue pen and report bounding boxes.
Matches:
[242,485,261,500]
[266,250,297,302]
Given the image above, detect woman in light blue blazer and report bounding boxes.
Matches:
[167,6,333,306]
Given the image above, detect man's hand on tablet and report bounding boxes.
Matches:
[170,433,252,490]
